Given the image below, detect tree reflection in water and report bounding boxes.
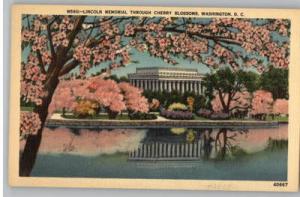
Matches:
[22,126,287,162]
[210,128,248,161]
[202,129,213,160]
[188,128,249,161]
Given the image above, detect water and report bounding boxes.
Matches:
[24,125,288,181]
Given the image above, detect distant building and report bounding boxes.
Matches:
[128,67,205,94]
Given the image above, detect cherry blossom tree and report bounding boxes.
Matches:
[49,78,148,118]
[86,78,126,118]
[272,99,288,115]
[118,82,149,113]
[250,90,274,120]
[47,79,78,116]
[20,15,290,176]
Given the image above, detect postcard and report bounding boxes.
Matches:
[9,4,300,192]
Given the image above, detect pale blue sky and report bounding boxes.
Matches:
[86,49,211,77]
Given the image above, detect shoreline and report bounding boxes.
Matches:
[46,114,282,129]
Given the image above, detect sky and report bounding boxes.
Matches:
[87,49,212,77]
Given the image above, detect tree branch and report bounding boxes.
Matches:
[46,16,86,82]
[36,50,46,74]
[134,26,242,46]
[229,105,250,112]
[217,88,227,112]
[47,22,56,62]
[59,59,79,76]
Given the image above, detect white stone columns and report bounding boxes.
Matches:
[151,80,155,91]
[195,81,199,94]
[168,81,172,92]
[141,80,144,89]
[182,81,185,93]
[192,81,196,92]
[187,81,189,92]
[185,81,189,92]
[189,143,193,157]
[159,143,163,157]
[171,81,175,91]
[185,144,189,157]
[159,81,163,92]
[151,143,155,158]
[167,143,170,157]
[144,80,148,90]
[155,142,159,157]
[199,82,202,94]
[128,79,205,93]
[176,144,180,157]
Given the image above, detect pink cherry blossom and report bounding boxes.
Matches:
[250,90,274,115]
[20,112,41,136]
[21,56,47,106]
[272,99,288,115]
[119,82,149,113]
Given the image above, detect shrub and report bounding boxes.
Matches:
[149,98,160,111]
[160,109,193,120]
[128,112,157,120]
[168,102,188,111]
[73,100,99,118]
[186,96,195,111]
[210,112,230,120]
[197,108,212,118]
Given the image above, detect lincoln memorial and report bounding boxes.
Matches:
[128,67,205,94]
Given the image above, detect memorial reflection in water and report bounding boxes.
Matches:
[128,128,245,161]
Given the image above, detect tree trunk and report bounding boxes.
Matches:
[19,76,59,176]
[220,129,227,160]
[19,16,86,176]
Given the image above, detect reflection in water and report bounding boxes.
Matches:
[20,128,147,156]
[128,138,202,161]
[203,129,214,159]
[20,125,287,160]
[128,125,287,161]
[27,125,288,180]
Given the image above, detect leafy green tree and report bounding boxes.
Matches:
[104,75,129,83]
[203,67,259,113]
[119,76,130,82]
[260,66,288,99]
